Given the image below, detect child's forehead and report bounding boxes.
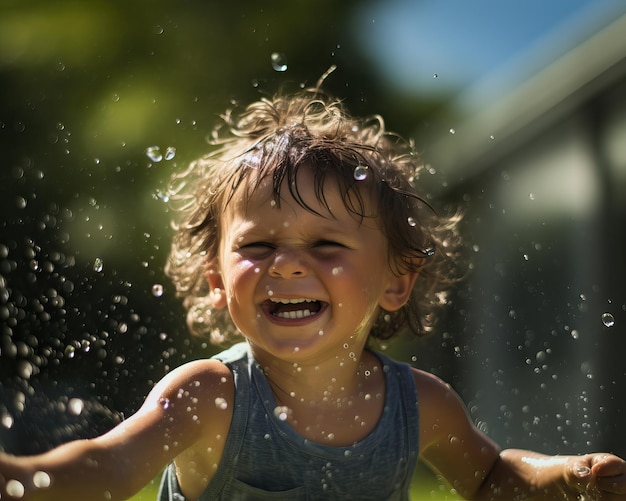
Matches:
[228,170,343,217]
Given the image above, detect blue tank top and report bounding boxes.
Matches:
[158,343,419,500]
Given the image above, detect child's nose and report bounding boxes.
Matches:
[269,248,308,278]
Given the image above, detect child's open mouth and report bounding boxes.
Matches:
[265,297,324,320]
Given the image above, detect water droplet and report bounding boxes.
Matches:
[449,128,456,135]
[353,165,368,181]
[407,217,417,227]
[270,52,288,72]
[601,312,615,327]
[273,405,290,421]
[159,397,171,409]
[1,413,14,429]
[145,145,162,162]
[93,257,104,273]
[153,190,170,203]
[15,196,27,209]
[433,73,439,79]
[152,284,164,297]
[332,267,343,276]
[575,465,591,477]
[164,146,176,160]
[33,471,51,489]
[68,398,84,416]
[6,479,25,498]
[214,397,228,410]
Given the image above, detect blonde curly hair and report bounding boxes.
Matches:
[165,89,462,344]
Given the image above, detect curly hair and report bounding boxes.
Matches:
[165,89,462,345]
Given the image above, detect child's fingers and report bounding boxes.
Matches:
[592,454,626,476]
[590,454,626,495]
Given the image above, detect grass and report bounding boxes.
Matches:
[129,462,464,500]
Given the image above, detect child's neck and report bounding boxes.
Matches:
[251,346,386,446]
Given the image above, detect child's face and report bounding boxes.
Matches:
[210,167,415,363]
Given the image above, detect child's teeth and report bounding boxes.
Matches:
[275,309,313,319]
[270,298,313,304]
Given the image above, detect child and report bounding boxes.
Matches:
[1,89,625,501]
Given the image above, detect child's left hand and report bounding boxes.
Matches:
[563,453,626,498]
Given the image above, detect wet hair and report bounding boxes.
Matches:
[165,89,462,344]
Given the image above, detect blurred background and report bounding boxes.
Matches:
[1,0,625,497]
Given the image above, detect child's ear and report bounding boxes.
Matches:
[380,272,419,312]
[205,264,228,309]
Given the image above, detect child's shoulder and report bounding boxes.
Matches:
[146,356,235,415]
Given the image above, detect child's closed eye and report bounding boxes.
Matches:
[236,242,276,257]
[311,240,350,252]
[313,240,345,247]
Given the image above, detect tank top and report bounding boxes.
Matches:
[158,342,419,500]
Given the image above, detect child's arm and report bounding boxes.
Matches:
[481,449,626,499]
[414,368,626,500]
[0,358,234,501]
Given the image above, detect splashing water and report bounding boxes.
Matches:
[153,190,170,203]
[353,165,368,181]
[33,471,51,489]
[68,398,84,416]
[270,52,288,72]
[601,312,615,327]
[273,405,290,421]
[145,145,163,162]
[164,146,176,161]
[6,479,25,498]
[93,257,104,273]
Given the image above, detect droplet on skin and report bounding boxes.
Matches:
[332,267,343,276]
[602,312,615,327]
[159,397,171,410]
[353,165,368,181]
[575,465,591,477]
[214,397,228,410]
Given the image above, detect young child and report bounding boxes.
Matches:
[1,89,625,501]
